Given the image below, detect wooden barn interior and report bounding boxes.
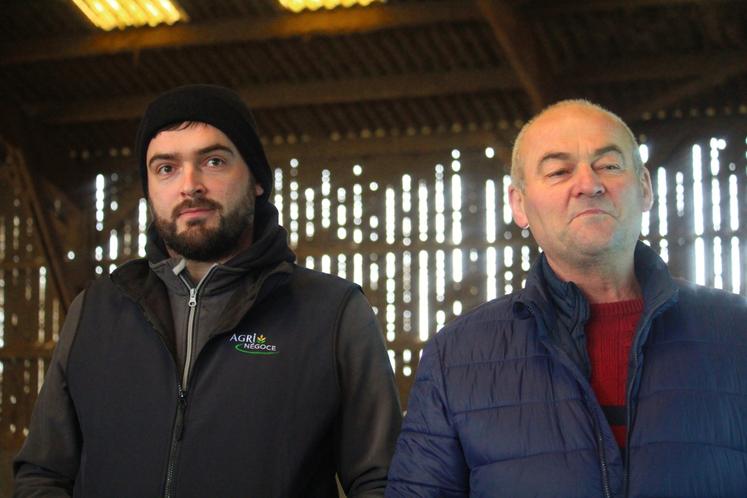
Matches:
[1,0,746,494]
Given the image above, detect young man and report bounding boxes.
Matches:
[14,84,402,497]
[386,100,747,497]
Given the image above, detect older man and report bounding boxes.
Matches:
[386,100,747,497]
[14,84,401,498]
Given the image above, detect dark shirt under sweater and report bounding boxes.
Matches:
[586,299,644,450]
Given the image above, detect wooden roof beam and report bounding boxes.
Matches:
[622,58,747,122]
[565,51,747,84]
[527,0,742,14]
[476,0,551,113]
[263,129,512,164]
[26,68,518,124]
[0,1,479,66]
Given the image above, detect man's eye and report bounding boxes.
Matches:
[547,169,568,178]
[156,164,173,175]
[206,157,224,167]
[600,163,622,170]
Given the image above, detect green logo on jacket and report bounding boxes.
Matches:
[229,333,279,355]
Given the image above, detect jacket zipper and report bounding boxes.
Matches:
[595,414,613,498]
[181,284,198,389]
[162,267,214,497]
[623,298,674,497]
[623,346,638,498]
[164,383,187,498]
[526,304,612,498]
[178,270,213,391]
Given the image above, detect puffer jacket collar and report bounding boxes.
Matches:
[514,241,680,376]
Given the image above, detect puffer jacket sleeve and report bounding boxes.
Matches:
[386,335,469,497]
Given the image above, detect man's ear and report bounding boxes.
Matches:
[640,167,653,212]
[508,184,529,228]
[255,183,264,197]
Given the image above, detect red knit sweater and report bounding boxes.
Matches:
[586,299,644,449]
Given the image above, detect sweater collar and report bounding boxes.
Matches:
[517,241,679,376]
[521,241,678,316]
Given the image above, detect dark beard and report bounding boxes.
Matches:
[153,195,255,262]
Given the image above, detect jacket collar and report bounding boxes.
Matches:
[515,241,679,374]
[112,201,295,308]
[519,241,678,316]
[141,201,295,293]
[111,201,296,351]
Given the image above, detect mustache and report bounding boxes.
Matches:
[171,198,222,219]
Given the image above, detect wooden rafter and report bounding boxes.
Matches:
[27,68,519,124]
[623,58,747,122]
[565,51,747,85]
[527,0,741,14]
[476,0,551,113]
[0,1,479,66]
[263,128,512,163]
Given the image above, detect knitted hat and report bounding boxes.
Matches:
[135,84,272,203]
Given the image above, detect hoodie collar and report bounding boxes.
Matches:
[145,201,295,295]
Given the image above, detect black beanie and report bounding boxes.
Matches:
[135,84,272,203]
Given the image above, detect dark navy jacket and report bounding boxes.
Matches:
[387,242,747,497]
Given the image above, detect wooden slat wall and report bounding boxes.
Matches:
[0,155,64,463]
[0,128,745,461]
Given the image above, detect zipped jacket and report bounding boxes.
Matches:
[14,202,402,497]
[386,242,747,497]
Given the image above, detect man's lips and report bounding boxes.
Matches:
[571,208,610,220]
[178,207,214,217]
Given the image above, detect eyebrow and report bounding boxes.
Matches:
[196,144,235,157]
[147,143,235,169]
[592,145,625,158]
[538,152,572,166]
[537,144,626,169]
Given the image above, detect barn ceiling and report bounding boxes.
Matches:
[1,0,746,198]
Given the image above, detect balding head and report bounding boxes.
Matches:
[511,99,643,190]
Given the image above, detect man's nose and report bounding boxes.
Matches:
[181,165,205,196]
[572,164,605,197]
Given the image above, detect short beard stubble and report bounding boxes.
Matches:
[152,184,256,262]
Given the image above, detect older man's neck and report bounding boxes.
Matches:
[545,254,642,304]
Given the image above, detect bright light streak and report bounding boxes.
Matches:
[731,237,741,294]
[639,144,649,163]
[692,145,703,235]
[657,167,667,236]
[452,249,463,283]
[730,175,739,231]
[695,237,705,285]
[502,175,512,224]
[485,180,496,243]
[418,250,429,341]
[486,247,497,301]
[109,230,118,260]
[386,188,396,244]
[419,181,429,242]
[713,237,723,289]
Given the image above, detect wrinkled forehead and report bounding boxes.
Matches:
[523,106,636,164]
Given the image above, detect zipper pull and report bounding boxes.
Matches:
[175,388,188,441]
[188,288,197,308]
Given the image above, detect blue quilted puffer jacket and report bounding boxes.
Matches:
[387,242,747,497]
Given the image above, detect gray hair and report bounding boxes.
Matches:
[510,99,644,190]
